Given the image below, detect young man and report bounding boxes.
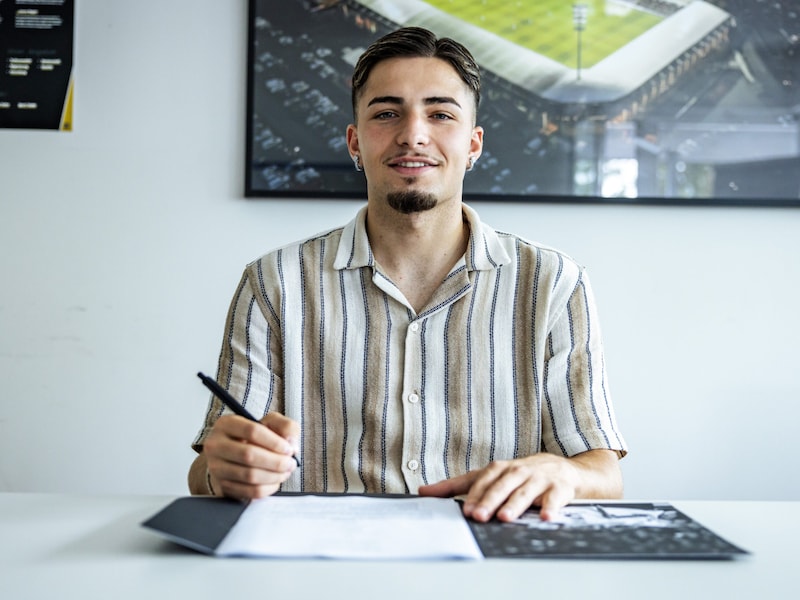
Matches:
[188,27,626,522]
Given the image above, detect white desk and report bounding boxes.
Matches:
[0,493,794,599]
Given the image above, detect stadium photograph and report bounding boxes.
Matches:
[246,0,799,204]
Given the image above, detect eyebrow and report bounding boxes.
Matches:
[366,95,463,109]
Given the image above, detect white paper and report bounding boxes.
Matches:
[215,495,483,560]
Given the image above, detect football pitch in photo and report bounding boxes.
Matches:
[424,0,663,68]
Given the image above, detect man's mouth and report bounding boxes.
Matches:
[388,157,438,172]
[394,161,431,168]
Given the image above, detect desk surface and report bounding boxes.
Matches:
[0,493,794,600]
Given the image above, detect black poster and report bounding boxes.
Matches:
[0,0,74,130]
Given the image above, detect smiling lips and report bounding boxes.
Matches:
[388,157,438,170]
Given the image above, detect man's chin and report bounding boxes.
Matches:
[387,190,438,214]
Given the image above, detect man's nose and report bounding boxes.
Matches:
[396,113,429,147]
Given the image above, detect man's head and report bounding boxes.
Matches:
[347,27,484,215]
[351,27,481,125]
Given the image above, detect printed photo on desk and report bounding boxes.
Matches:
[467,502,749,559]
[245,0,800,205]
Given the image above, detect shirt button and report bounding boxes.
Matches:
[408,393,419,404]
[407,460,419,471]
[409,322,420,333]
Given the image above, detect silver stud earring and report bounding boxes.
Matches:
[352,154,363,172]
[467,156,476,171]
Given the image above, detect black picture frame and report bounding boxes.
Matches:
[245,0,799,206]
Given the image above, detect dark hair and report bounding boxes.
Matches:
[351,27,481,121]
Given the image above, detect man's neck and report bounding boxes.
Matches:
[366,200,469,313]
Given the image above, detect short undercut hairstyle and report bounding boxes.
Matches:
[350,26,482,122]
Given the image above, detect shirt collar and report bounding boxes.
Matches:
[332,205,373,270]
[461,203,512,271]
[332,203,512,272]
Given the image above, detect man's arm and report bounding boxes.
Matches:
[188,265,295,498]
[418,448,622,522]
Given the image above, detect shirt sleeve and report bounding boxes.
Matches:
[191,269,284,452]
[540,268,627,458]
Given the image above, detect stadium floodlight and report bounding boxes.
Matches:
[572,3,589,80]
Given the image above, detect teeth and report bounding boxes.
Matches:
[397,161,428,168]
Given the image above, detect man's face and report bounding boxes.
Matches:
[347,57,483,214]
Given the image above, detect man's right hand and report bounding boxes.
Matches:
[201,412,300,499]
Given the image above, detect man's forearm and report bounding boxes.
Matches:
[569,448,624,499]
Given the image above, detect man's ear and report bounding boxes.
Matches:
[346,124,359,156]
[470,125,484,158]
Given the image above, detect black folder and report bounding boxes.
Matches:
[142,496,249,555]
[142,496,749,559]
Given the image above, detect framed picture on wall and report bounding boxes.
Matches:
[245,0,800,205]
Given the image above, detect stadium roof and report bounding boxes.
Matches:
[354,0,732,104]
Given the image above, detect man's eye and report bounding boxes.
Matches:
[375,111,396,119]
[431,113,452,120]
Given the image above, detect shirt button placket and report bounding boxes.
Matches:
[402,319,424,487]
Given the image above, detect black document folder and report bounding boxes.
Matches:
[142,496,249,555]
[142,496,749,559]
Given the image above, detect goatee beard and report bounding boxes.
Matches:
[387,189,438,214]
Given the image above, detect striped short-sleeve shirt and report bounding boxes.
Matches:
[192,204,627,494]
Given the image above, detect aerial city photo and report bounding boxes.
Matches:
[246,0,799,204]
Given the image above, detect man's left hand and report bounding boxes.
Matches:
[418,449,621,522]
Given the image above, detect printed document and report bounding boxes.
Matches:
[215,495,483,559]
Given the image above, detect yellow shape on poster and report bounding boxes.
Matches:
[60,75,74,131]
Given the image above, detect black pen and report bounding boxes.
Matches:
[197,371,301,467]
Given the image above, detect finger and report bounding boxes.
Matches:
[205,420,297,477]
[212,456,294,489]
[418,471,477,498]
[211,436,297,473]
[262,413,301,454]
[537,484,574,521]
[206,442,295,501]
[215,414,296,457]
[462,461,524,522]
[494,479,550,522]
[216,475,288,500]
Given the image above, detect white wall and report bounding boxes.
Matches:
[1,0,798,500]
